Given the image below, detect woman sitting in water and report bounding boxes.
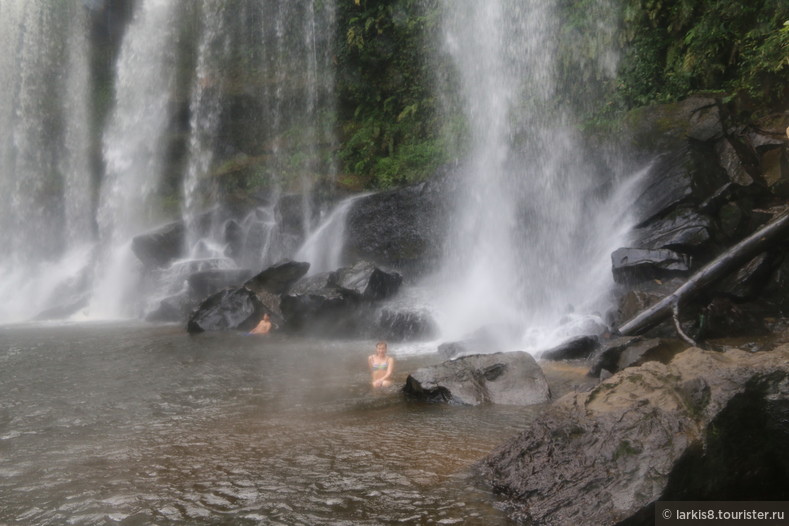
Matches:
[250,313,272,335]
[368,341,394,388]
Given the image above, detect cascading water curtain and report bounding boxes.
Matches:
[92,0,338,319]
[435,0,637,349]
[89,0,183,318]
[0,2,93,324]
[180,0,338,272]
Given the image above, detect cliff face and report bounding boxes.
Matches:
[609,97,789,338]
[478,346,789,526]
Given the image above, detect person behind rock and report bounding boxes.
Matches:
[250,313,272,335]
[368,340,394,388]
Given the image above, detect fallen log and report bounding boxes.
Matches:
[617,207,789,336]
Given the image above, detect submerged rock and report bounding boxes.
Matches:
[479,346,789,525]
[403,352,551,406]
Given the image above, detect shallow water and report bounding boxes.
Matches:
[0,322,547,525]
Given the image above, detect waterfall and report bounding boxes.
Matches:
[434,0,635,350]
[0,1,337,324]
[178,1,338,267]
[89,0,183,319]
[0,2,93,323]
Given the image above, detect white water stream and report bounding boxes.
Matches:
[431,0,636,351]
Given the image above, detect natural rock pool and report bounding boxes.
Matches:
[0,322,557,525]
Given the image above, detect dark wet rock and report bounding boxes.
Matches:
[131,220,185,268]
[613,278,685,329]
[188,268,255,299]
[403,351,551,406]
[685,100,725,142]
[697,297,770,339]
[625,97,723,156]
[715,137,755,187]
[712,252,778,301]
[479,346,789,525]
[587,335,642,377]
[624,98,730,224]
[244,260,310,295]
[588,337,685,377]
[278,269,361,335]
[279,288,359,335]
[747,126,788,151]
[540,335,600,361]
[344,171,453,277]
[376,308,438,342]
[333,260,402,301]
[611,248,691,284]
[288,271,336,295]
[631,208,714,252]
[717,201,746,239]
[629,149,696,225]
[186,287,264,333]
[761,255,789,312]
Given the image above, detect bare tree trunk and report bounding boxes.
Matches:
[617,208,789,336]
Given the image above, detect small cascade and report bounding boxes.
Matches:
[294,194,368,275]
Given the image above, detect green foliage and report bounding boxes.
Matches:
[335,0,448,188]
[614,0,789,115]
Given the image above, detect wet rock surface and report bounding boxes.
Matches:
[186,287,264,333]
[478,346,789,525]
[403,351,551,406]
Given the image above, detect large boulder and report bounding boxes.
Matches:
[244,259,310,295]
[478,346,789,525]
[344,170,453,276]
[403,352,551,406]
[279,271,359,335]
[333,260,402,300]
[186,287,264,333]
[131,220,185,268]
